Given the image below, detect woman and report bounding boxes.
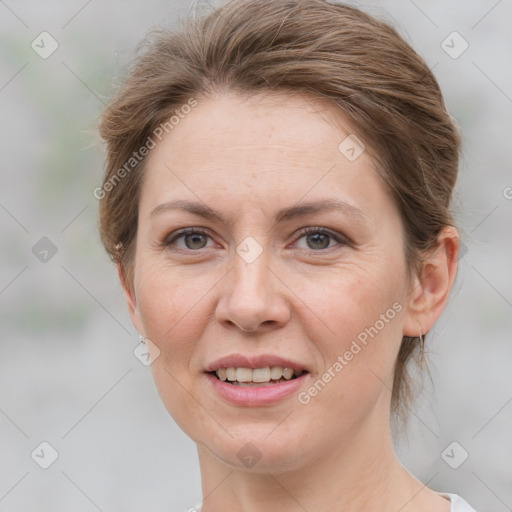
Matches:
[97,1,476,510]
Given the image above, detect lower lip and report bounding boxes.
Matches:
[205,372,308,406]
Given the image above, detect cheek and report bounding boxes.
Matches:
[300,256,405,339]
[294,278,405,439]
[300,259,406,391]
[135,259,213,338]
[134,264,212,433]
[134,259,220,384]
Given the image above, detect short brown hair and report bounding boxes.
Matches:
[98,0,461,425]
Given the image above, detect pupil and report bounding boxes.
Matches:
[308,233,329,250]
[186,234,207,249]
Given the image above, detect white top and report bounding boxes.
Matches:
[182,492,477,512]
[438,492,478,512]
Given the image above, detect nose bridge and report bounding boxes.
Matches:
[231,240,273,309]
[233,243,269,294]
[215,237,291,332]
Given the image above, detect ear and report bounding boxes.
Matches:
[117,263,144,335]
[403,226,460,337]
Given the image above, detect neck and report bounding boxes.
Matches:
[196,410,440,512]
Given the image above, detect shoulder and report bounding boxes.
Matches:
[437,492,478,512]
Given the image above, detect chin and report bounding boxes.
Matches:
[206,436,311,474]
[190,416,320,474]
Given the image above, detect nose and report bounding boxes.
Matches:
[215,249,291,333]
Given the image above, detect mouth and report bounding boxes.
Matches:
[204,355,310,405]
[207,366,307,386]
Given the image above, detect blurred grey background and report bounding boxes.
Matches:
[0,0,511,511]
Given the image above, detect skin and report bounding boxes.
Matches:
[119,90,459,512]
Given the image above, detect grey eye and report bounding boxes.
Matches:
[305,232,331,250]
[182,233,209,250]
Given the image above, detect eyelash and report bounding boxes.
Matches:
[162,226,348,253]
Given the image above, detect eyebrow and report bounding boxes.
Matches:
[150,198,368,225]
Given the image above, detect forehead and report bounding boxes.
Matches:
[139,90,393,222]
[166,90,351,158]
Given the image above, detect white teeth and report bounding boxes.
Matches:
[252,367,271,382]
[270,366,284,380]
[226,367,237,381]
[236,368,253,382]
[214,366,303,383]
[282,367,294,379]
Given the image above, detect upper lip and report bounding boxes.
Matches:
[204,354,308,373]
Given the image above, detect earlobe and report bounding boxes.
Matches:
[403,226,460,338]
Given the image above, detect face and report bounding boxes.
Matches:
[125,90,416,472]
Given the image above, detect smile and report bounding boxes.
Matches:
[211,366,305,386]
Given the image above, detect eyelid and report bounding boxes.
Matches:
[163,226,349,252]
[163,227,215,247]
[292,226,350,249]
